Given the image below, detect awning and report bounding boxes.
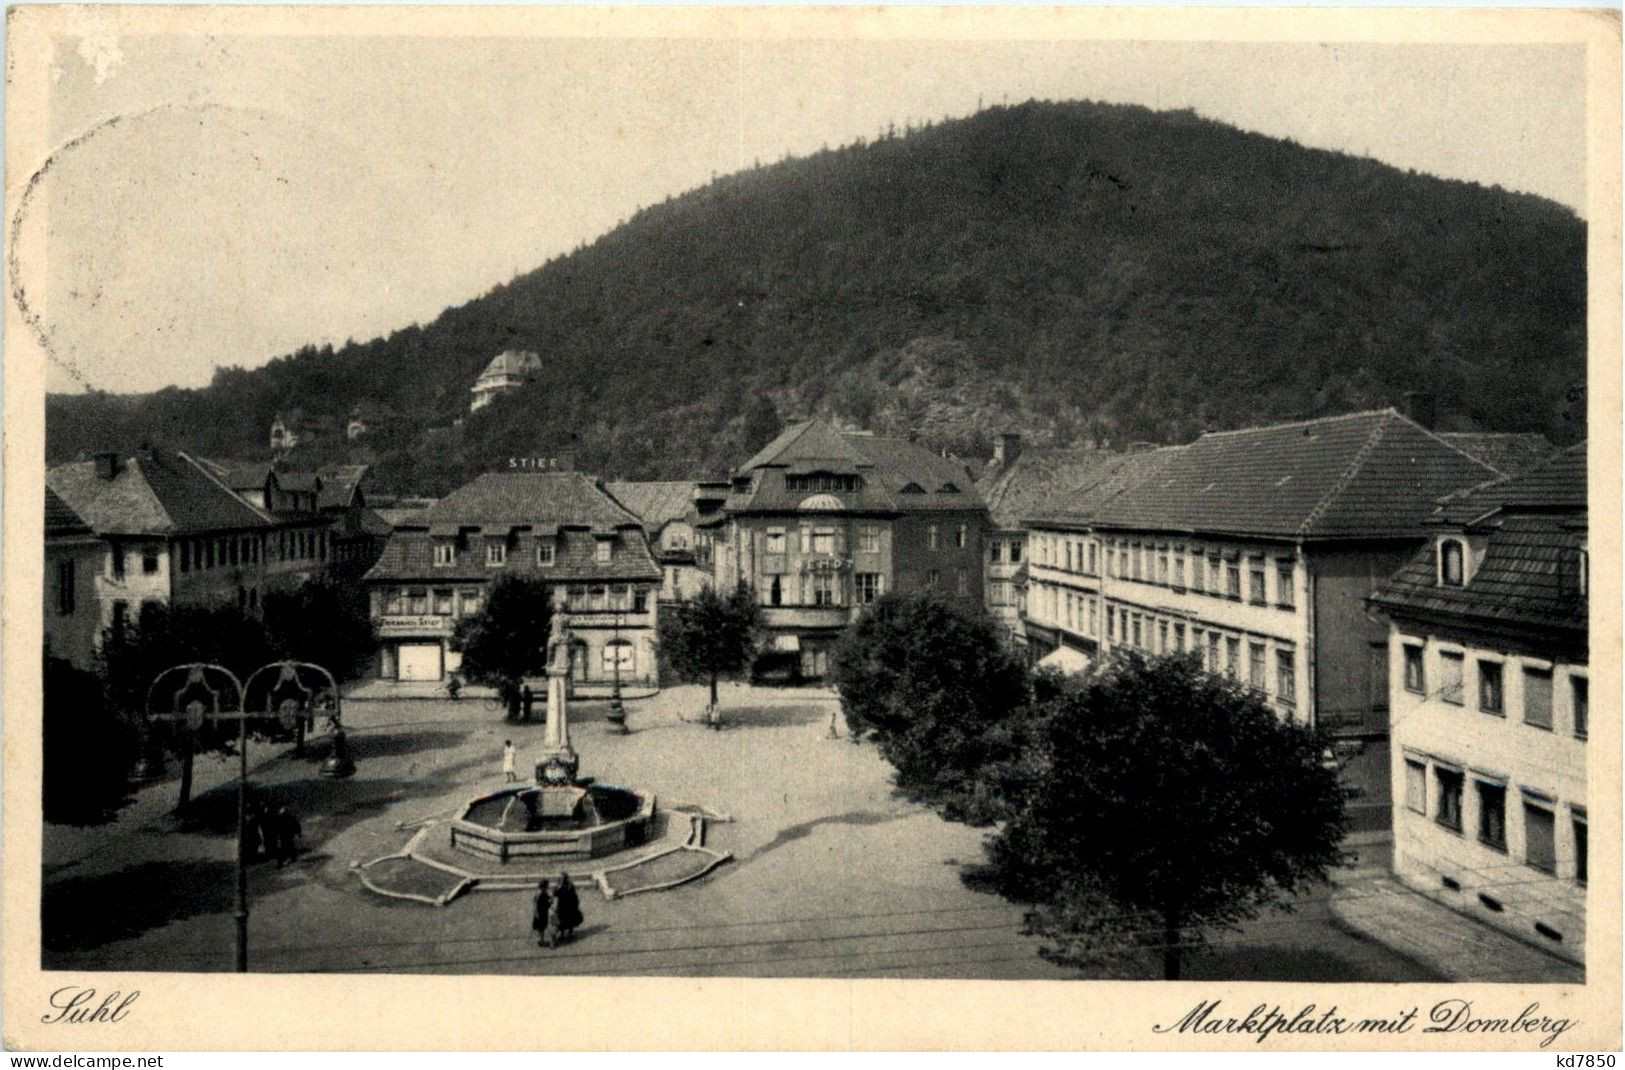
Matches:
[1037,645,1092,675]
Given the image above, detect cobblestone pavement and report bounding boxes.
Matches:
[44,684,1438,980]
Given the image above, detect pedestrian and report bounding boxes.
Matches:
[521,684,535,722]
[502,739,517,783]
[554,871,583,942]
[532,880,553,948]
[273,805,302,868]
[255,802,277,863]
[240,800,264,863]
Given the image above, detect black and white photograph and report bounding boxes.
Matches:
[3,4,1618,1052]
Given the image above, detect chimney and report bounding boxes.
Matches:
[994,432,1023,468]
[1403,391,1437,429]
[94,452,121,480]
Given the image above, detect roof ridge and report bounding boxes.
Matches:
[1394,411,1509,477]
[1296,410,1392,537]
[177,450,276,524]
[1200,408,1395,440]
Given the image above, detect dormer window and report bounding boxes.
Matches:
[486,539,506,567]
[1438,538,1466,587]
[938,482,960,494]
[595,537,613,564]
[536,540,555,567]
[433,541,455,567]
[899,482,925,494]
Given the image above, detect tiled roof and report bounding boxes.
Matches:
[476,349,543,381]
[374,506,429,529]
[1436,443,1587,524]
[421,472,644,535]
[1085,410,1497,540]
[976,447,1121,529]
[47,450,273,537]
[365,528,660,584]
[606,481,697,528]
[318,464,369,510]
[1436,432,1555,476]
[1026,446,1188,528]
[727,420,987,515]
[1369,514,1586,636]
[45,487,91,537]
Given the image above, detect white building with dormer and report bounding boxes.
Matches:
[470,350,544,412]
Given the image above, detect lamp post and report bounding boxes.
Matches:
[606,607,628,734]
[146,663,248,971]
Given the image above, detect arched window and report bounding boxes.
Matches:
[1439,539,1465,586]
[602,639,636,674]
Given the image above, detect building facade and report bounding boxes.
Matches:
[606,480,726,604]
[710,420,989,681]
[363,471,661,686]
[469,349,543,412]
[1022,411,1508,824]
[1369,444,1587,963]
[975,432,1117,649]
[45,449,336,670]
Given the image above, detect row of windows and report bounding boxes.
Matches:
[1109,540,1295,609]
[1401,642,1586,740]
[1106,604,1298,707]
[784,474,860,493]
[760,572,886,608]
[174,528,329,574]
[987,538,1024,565]
[987,579,1026,609]
[378,582,652,617]
[926,524,971,551]
[1031,582,1099,638]
[925,568,971,596]
[1404,755,1586,885]
[762,527,880,556]
[434,537,612,569]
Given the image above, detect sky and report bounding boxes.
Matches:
[19,24,1589,394]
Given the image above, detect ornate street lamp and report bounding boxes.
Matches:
[606,607,628,734]
[146,663,248,971]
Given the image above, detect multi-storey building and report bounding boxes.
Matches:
[1369,444,1587,963]
[45,449,337,670]
[710,420,989,681]
[469,349,543,412]
[606,480,727,604]
[975,432,1117,648]
[363,471,660,685]
[1022,410,1506,824]
[1022,446,1185,672]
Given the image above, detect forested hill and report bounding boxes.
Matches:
[46,100,1587,495]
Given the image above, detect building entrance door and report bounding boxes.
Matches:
[397,643,443,681]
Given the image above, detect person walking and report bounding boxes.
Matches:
[554,872,583,942]
[273,805,302,868]
[532,880,554,948]
[502,740,517,783]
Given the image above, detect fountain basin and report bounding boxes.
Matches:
[449,784,656,862]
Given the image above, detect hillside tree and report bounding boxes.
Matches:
[44,653,138,824]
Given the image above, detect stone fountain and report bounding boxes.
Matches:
[449,611,655,862]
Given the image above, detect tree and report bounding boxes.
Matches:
[657,583,761,724]
[262,577,379,750]
[44,653,138,825]
[830,590,1030,822]
[450,576,552,720]
[263,578,379,683]
[97,602,274,811]
[984,652,1347,979]
[740,393,782,455]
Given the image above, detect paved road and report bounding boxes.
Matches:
[42,685,1438,981]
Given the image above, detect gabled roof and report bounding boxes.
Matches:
[318,464,370,510]
[976,447,1120,529]
[1369,514,1586,637]
[1436,443,1587,524]
[1085,410,1498,540]
[45,487,92,537]
[1436,432,1555,476]
[365,526,660,584]
[420,472,645,536]
[606,481,698,529]
[727,420,987,515]
[47,450,273,537]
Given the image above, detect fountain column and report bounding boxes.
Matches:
[537,610,580,785]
